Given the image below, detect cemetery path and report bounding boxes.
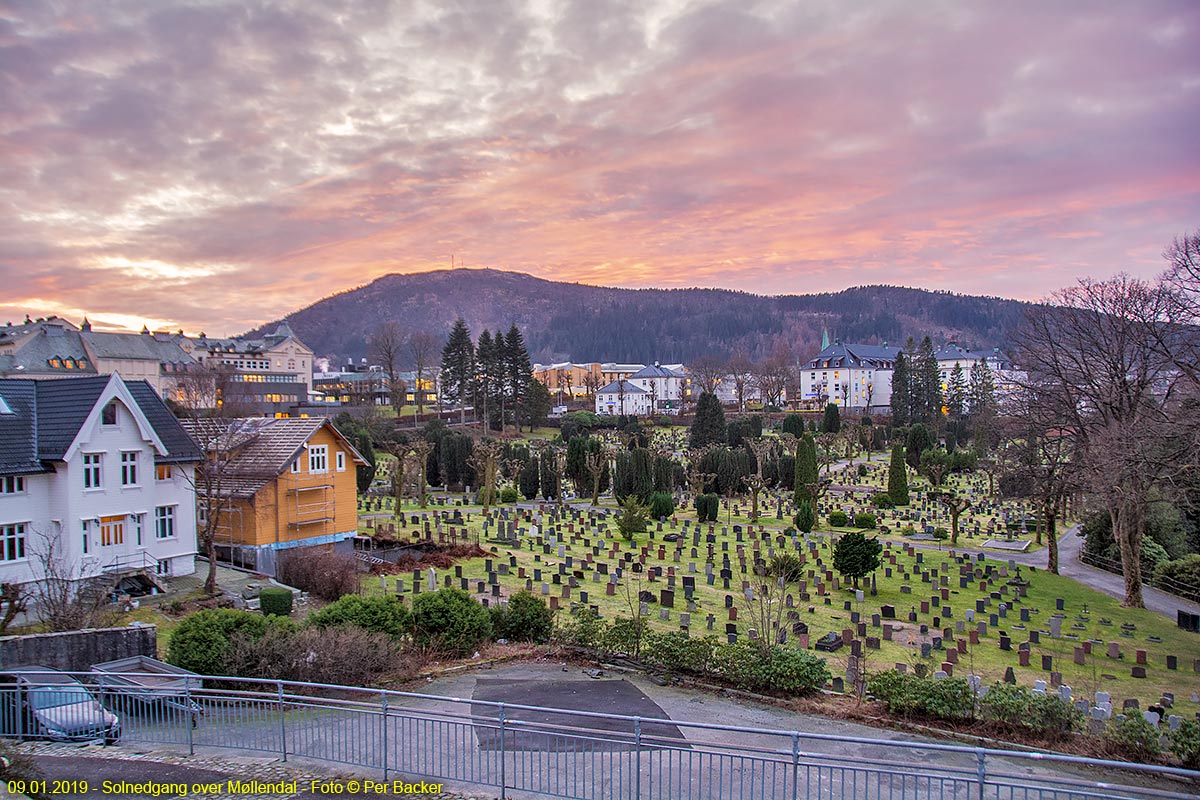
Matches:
[899,526,1200,621]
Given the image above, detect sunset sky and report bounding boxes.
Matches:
[2,0,1198,335]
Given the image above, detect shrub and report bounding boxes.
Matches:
[258,587,293,617]
[1169,719,1200,769]
[616,496,651,539]
[277,549,360,601]
[853,512,877,529]
[979,683,1081,739]
[308,594,411,639]
[793,501,816,533]
[228,623,397,686]
[713,641,830,695]
[857,464,868,477]
[870,492,894,509]
[554,607,607,648]
[866,671,974,721]
[167,609,286,675]
[643,631,717,674]
[695,493,720,522]
[828,510,849,527]
[1104,713,1162,761]
[490,590,554,643]
[412,588,493,656]
[1155,554,1200,602]
[933,527,949,540]
[648,491,675,520]
[499,486,519,503]
[602,615,650,658]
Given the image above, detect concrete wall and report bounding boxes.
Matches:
[0,625,157,673]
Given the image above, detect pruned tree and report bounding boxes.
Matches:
[933,489,972,547]
[408,439,436,508]
[468,439,504,512]
[744,553,804,655]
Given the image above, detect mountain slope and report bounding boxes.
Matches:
[249,269,1031,365]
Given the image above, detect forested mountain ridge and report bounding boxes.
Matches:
[248,269,1032,365]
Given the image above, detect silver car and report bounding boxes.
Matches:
[0,667,120,744]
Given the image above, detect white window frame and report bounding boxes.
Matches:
[121,451,139,486]
[101,402,118,426]
[100,515,124,547]
[0,523,26,562]
[336,451,346,472]
[156,464,172,481]
[0,476,25,495]
[83,453,103,489]
[155,506,176,539]
[133,513,144,546]
[308,444,328,474]
[290,459,300,474]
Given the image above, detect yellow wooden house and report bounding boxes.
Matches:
[182,417,366,574]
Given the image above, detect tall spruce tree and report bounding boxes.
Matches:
[913,336,942,423]
[967,358,997,451]
[889,352,911,425]
[440,318,476,423]
[689,392,726,448]
[476,330,499,429]
[793,433,819,505]
[504,325,532,432]
[945,362,967,419]
[887,444,909,505]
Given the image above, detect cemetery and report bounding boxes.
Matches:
[354,493,1199,730]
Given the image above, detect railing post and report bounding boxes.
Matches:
[380,692,389,781]
[791,732,800,800]
[498,703,507,800]
[634,717,642,800]
[277,680,287,762]
[185,678,194,756]
[975,748,987,800]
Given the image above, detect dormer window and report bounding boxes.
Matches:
[102,402,118,425]
[63,359,74,369]
[48,358,61,368]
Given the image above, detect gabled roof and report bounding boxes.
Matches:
[0,381,43,475]
[628,364,682,379]
[0,375,201,475]
[180,417,366,498]
[80,331,192,364]
[597,380,648,395]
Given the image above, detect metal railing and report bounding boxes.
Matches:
[1079,550,1200,603]
[2,672,1197,800]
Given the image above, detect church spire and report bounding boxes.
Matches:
[821,327,830,350]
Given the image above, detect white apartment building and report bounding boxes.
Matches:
[800,342,901,410]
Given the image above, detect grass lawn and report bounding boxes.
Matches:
[361,504,1198,710]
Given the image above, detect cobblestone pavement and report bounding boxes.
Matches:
[13,742,494,799]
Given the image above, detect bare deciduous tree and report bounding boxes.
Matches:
[407,331,438,419]
[687,355,725,396]
[370,322,406,410]
[1017,274,1192,606]
[29,526,108,631]
[727,351,756,412]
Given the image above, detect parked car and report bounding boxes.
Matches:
[0,667,120,744]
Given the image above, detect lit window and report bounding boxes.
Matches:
[0,523,26,562]
[308,445,328,473]
[0,476,25,495]
[63,359,74,369]
[83,453,102,489]
[48,358,61,368]
[336,451,346,472]
[156,464,172,481]
[121,451,138,485]
[100,515,124,547]
[102,402,118,425]
[155,506,176,539]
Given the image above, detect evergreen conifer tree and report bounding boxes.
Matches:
[889,352,910,425]
[822,403,841,433]
[439,318,475,423]
[887,444,909,506]
[914,336,942,422]
[689,392,726,448]
[946,362,967,418]
[504,325,532,431]
[793,433,819,505]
